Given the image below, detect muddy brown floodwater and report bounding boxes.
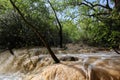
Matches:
[0,47,120,80]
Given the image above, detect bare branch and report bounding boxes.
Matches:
[112,47,120,54]
[106,0,109,6]
[75,2,96,11]
[76,0,112,11]
[87,13,109,17]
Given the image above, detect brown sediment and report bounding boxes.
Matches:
[29,60,120,80]
[0,48,120,80]
[31,64,86,80]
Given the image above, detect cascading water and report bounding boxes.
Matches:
[0,48,120,80]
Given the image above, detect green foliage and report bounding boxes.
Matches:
[0,0,57,49]
[0,0,71,49]
[0,0,120,49]
[62,20,81,42]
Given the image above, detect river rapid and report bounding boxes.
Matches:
[0,48,120,80]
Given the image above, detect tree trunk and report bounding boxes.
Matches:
[48,0,63,48]
[59,27,63,48]
[114,0,120,11]
[9,0,60,63]
[112,47,120,54]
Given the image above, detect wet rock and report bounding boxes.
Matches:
[60,56,79,61]
[30,64,85,80]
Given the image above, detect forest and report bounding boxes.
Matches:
[0,0,119,46]
[0,0,120,61]
[0,0,120,80]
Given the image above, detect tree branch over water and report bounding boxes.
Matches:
[9,0,60,63]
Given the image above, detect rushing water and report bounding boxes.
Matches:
[0,49,120,80]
